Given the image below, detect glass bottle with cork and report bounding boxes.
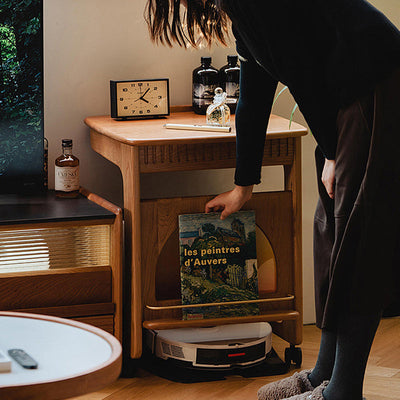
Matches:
[206,87,231,127]
[55,139,80,198]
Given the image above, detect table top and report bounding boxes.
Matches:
[0,312,122,400]
[85,107,308,146]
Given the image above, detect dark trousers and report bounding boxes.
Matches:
[313,69,400,330]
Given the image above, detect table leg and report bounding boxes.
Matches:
[280,136,303,345]
[120,145,143,359]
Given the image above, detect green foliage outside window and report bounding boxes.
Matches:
[0,0,43,175]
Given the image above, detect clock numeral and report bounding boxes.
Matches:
[154,87,158,90]
[131,84,135,87]
[119,98,124,101]
[123,88,128,92]
[154,105,158,108]
[147,109,151,113]
[132,110,135,114]
[158,95,162,99]
[124,106,128,110]
[138,83,143,87]
[147,83,150,86]
[139,110,143,114]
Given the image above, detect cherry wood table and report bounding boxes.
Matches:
[85,106,308,361]
[0,312,122,400]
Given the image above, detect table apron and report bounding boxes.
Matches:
[138,138,295,173]
[91,130,295,173]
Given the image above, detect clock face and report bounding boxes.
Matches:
[111,79,169,119]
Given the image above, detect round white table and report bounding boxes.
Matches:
[0,312,122,400]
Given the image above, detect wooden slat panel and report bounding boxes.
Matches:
[0,266,112,310]
[0,224,110,273]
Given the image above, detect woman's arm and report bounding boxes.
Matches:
[205,184,254,220]
[315,0,391,31]
[205,33,278,219]
[234,51,278,186]
[322,159,336,199]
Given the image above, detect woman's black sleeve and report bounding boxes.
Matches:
[315,0,393,31]
[234,42,278,186]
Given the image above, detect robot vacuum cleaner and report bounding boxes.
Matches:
[145,322,272,369]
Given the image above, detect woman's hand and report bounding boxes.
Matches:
[322,159,336,199]
[205,185,254,220]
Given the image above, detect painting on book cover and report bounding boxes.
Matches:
[179,210,259,320]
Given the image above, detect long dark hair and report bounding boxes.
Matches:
[146,0,230,47]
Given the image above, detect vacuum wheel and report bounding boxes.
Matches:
[284,345,302,368]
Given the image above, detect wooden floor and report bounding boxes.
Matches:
[73,317,400,400]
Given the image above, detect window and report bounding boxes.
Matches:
[0,0,43,192]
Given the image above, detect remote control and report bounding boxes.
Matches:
[8,349,38,369]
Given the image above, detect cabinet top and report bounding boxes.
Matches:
[85,107,308,147]
[0,190,115,226]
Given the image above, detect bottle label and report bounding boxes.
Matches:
[226,82,240,101]
[193,83,218,106]
[55,166,79,192]
[226,98,238,105]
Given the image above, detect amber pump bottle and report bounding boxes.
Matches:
[55,139,80,198]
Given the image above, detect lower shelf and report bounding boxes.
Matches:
[143,310,300,330]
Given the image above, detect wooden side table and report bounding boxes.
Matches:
[85,106,308,360]
[0,311,122,400]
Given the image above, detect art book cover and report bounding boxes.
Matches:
[178,210,259,320]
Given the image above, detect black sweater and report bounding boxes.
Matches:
[222,0,400,186]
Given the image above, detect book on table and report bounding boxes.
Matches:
[178,210,259,320]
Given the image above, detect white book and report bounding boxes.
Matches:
[0,349,12,373]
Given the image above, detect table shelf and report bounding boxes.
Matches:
[145,294,295,311]
[143,310,300,331]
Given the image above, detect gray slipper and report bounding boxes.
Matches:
[257,369,315,400]
[281,381,329,400]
